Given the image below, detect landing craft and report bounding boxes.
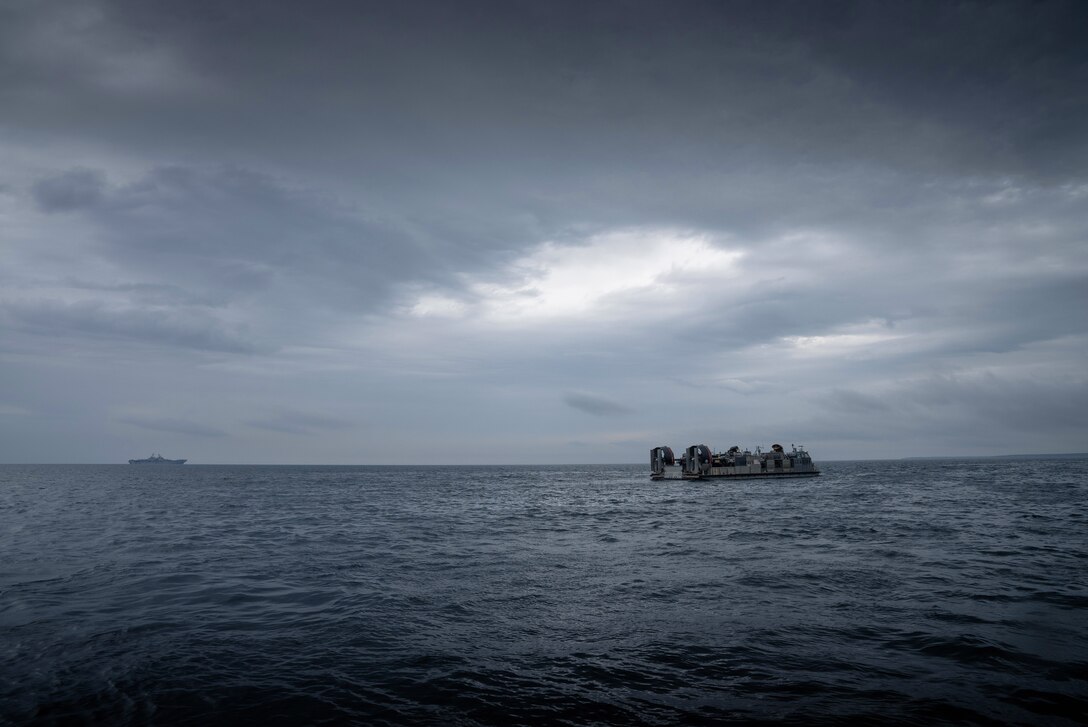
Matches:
[651,443,818,480]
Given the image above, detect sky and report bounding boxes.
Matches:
[1,0,1086,464]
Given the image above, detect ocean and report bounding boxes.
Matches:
[1,460,1086,725]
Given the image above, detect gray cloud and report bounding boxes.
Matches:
[32,169,106,212]
[4,298,262,354]
[796,371,1088,455]
[564,392,634,417]
[823,389,892,415]
[4,1,1082,182]
[0,0,1085,462]
[62,279,226,307]
[120,417,226,438]
[244,412,355,436]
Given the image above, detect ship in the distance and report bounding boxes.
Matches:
[651,443,818,480]
[128,453,187,464]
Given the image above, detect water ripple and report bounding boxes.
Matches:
[1,460,1086,725]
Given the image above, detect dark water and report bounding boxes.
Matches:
[2,460,1086,726]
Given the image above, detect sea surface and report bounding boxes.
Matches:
[1,460,1086,725]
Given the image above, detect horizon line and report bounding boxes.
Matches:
[3,452,1087,466]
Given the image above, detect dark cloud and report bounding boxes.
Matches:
[4,1,1083,185]
[32,169,106,212]
[4,299,262,354]
[824,389,892,415]
[244,412,355,435]
[63,279,226,307]
[793,369,1088,452]
[898,374,1088,433]
[564,392,633,417]
[119,416,226,438]
[93,165,461,306]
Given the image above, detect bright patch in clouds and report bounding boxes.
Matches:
[409,294,468,318]
[410,229,743,322]
[782,324,904,357]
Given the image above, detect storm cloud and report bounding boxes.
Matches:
[1,0,1085,463]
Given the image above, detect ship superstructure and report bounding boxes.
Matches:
[128,453,187,464]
